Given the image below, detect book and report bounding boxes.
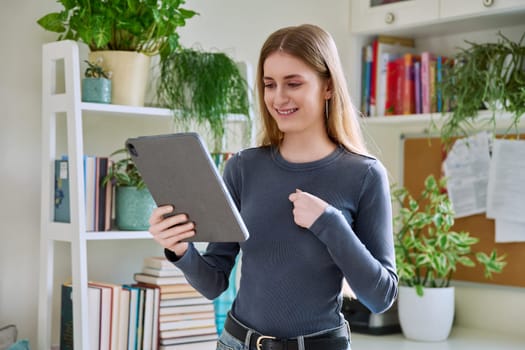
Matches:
[60,283,103,350]
[159,339,217,350]
[117,287,130,350]
[141,266,184,277]
[160,325,217,339]
[60,284,74,350]
[134,273,188,286]
[123,285,140,350]
[414,61,422,114]
[159,303,215,316]
[54,159,70,223]
[421,51,437,114]
[159,311,215,323]
[371,35,415,116]
[160,290,202,300]
[141,287,155,350]
[378,52,400,116]
[159,296,210,308]
[384,59,400,116]
[143,256,182,271]
[402,53,421,115]
[89,281,121,350]
[429,60,437,113]
[159,317,216,332]
[158,284,198,294]
[85,155,97,232]
[361,44,373,116]
[96,157,109,231]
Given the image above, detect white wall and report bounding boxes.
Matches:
[1,0,524,347]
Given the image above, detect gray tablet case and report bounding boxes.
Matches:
[125,133,249,242]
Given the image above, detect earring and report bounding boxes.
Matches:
[325,99,329,121]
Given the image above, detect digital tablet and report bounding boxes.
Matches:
[125,133,249,242]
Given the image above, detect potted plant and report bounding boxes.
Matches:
[37,0,197,106]
[392,174,507,341]
[103,148,156,231]
[438,32,525,145]
[81,58,112,104]
[156,47,251,152]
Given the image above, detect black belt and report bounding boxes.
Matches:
[224,313,349,350]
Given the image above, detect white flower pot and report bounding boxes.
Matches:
[398,286,455,342]
[89,50,151,106]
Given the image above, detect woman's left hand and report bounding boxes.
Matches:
[288,189,329,229]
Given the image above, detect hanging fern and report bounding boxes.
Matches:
[157,47,251,151]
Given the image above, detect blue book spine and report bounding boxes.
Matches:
[54,159,71,222]
[437,56,443,113]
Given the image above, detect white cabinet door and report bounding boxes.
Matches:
[440,0,525,19]
[350,0,440,33]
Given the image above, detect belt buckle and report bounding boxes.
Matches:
[255,335,276,350]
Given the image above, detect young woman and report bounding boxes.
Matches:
[148,24,398,350]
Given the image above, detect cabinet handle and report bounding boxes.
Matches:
[385,12,395,24]
[482,0,494,7]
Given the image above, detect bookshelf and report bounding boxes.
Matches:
[349,1,525,178]
[38,40,252,349]
[349,0,525,122]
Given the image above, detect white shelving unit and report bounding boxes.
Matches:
[38,40,166,350]
[38,40,253,350]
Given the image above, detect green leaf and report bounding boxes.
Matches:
[37,13,66,33]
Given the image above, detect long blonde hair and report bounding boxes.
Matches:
[256,24,368,155]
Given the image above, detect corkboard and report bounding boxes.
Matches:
[402,135,525,288]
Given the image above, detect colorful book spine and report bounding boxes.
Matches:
[54,159,70,223]
[402,53,420,115]
[414,61,422,114]
[421,51,436,114]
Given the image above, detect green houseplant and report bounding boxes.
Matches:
[156,47,251,152]
[82,58,112,103]
[37,0,197,106]
[438,32,525,144]
[36,0,197,59]
[392,174,506,341]
[103,148,155,231]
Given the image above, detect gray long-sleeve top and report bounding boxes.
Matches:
[166,145,398,338]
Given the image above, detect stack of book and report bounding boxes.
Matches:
[134,256,218,350]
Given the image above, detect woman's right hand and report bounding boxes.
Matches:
[148,205,196,257]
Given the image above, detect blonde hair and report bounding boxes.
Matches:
[256,24,368,155]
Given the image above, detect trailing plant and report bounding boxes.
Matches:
[157,47,251,151]
[37,0,197,59]
[103,148,145,189]
[392,175,506,296]
[438,32,525,145]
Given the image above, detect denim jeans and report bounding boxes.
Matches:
[215,325,352,350]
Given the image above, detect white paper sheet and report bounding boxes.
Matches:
[443,132,491,218]
[495,219,525,243]
[486,139,525,223]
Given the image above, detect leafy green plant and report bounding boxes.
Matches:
[156,47,251,151]
[392,175,506,296]
[84,59,110,79]
[103,148,145,189]
[37,0,197,59]
[438,32,525,144]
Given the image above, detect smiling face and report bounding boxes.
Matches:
[262,51,331,139]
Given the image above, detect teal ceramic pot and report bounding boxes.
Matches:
[115,186,156,230]
[82,78,112,104]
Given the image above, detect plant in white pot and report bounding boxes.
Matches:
[37,0,197,106]
[103,148,156,231]
[392,175,507,342]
